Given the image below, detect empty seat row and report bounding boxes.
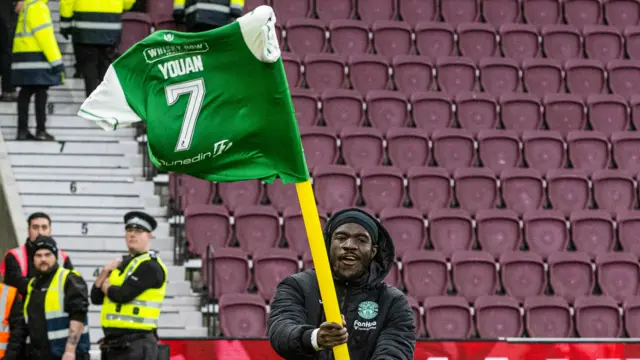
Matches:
[301,128,640,174]
[183,203,640,262]
[312,166,640,215]
[184,203,640,260]
[277,19,640,62]
[210,246,640,305]
[203,247,303,301]
[286,55,640,98]
[176,166,640,217]
[407,294,634,339]
[393,250,640,304]
[249,0,640,29]
[293,88,640,135]
[218,292,640,339]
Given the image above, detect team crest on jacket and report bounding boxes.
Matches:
[358,301,379,320]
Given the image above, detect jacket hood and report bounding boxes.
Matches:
[323,208,396,286]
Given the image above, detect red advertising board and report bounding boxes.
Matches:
[159,339,640,360]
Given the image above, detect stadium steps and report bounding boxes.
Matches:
[0,1,208,350]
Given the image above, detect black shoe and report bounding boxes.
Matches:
[16,131,37,141]
[0,92,18,102]
[35,130,55,141]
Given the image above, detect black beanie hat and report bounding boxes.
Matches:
[32,235,59,258]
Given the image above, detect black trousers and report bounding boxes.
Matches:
[17,85,48,133]
[100,333,158,360]
[27,346,91,360]
[74,43,114,97]
[72,42,83,78]
[0,7,16,93]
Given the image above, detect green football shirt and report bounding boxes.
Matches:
[78,6,309,184]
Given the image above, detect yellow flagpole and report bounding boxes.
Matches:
[295,180,351,360]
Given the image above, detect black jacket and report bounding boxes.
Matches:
[3,240,74,297]
[267,210,416,360]
[4,289,27,360]
[25,265,89,359]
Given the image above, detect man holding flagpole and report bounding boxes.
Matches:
[77,5,353,359]
[267,207,415,359]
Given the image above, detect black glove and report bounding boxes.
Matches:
[49,63,64,74]
[173,9,185,24]
[60,27,71,40]
[230,8,242,19]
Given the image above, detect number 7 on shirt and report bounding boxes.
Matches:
[164,78,206,152]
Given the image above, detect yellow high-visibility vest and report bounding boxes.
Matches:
[100,253,167,331]
[59,0,135,45]
[12,0,64,86]
[24,268,91,357]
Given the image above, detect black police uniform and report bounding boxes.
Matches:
[90,211,167,360]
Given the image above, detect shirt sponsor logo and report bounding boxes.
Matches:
[353,319,377,331]
[144,43,209,63]
[158,139,232,167]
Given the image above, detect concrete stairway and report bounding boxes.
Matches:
[0,0,208,347]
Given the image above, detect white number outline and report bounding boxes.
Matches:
[164,78,206,152]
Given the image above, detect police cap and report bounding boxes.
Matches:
[124,211,157,233]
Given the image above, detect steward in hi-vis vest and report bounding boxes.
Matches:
[0,282,27,360]
[24,236,91,360]
[11,0,64,141]
[91,211,167,360]
[173,0,244,32]
[59,0,135,46]
[59,0,135,98]
[1,212,74,297]
[11,0,63,87]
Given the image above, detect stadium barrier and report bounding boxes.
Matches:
[160,338,640,360]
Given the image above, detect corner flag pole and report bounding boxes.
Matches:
[295,180,351,360]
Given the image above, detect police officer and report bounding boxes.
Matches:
[173,0,244,32]
[90,211,168,360]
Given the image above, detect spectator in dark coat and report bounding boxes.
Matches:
[0,0,20,101]
[267,207,416,360]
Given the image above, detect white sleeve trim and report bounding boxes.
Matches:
[237,5,281,63]
[77,65,143,131]
[311,328,322,351]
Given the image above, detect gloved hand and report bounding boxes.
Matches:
[173,10,185,24]
[230,8,242,19]
[61,28,71,40]
[49,63,65,83]
[49,63,64,74]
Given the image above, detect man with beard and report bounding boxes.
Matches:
[0,212,74,296]
[23,236,91,360]
[267,208,415,360]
